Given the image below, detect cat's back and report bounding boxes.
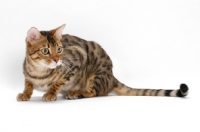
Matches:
[61,34,110,60]
[61,34,113,76]
[61,34,88,49]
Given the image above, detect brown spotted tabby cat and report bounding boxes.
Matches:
[17,24,189,101]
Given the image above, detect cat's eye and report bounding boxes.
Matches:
[41,48,50,55]
[57,46,63,53]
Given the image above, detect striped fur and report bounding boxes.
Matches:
[113,81,188,97]
[17,24,189,101]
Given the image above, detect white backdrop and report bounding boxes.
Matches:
[0,0,199,132]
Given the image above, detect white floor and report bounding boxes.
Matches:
[0,0,200,132]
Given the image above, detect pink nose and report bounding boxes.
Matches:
[52,57,59,63]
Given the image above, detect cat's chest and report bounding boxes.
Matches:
[31,79,51,92]
[34,84,49,91]
[28,74,78,92]
[25,71,56,91]
[25,69,61,91]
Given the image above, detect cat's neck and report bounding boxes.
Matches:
[25,56,53,78]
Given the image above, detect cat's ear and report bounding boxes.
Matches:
[27,27,41,44]
[52,24,66,40]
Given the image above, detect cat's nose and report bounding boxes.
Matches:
[52,57,59,63]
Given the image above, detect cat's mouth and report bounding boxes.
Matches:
[49,60,62,69]
[48,64,57,69]
[40,60,62,69]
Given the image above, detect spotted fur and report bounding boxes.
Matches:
[17,24,189,101]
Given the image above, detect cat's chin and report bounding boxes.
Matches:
[47,64,58,69]
[48,66,57,69]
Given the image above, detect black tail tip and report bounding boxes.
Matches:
[178,83,189,97]
[180,84,189,93]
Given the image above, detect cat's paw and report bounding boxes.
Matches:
[42,93,57,101]
[17,93,31,101]
[66,91,83,99]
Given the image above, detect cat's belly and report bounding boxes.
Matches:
[61,82,78,92]
[61,77,81,93]
[60,85,72,93]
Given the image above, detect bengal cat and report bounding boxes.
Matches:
[17,24,189,101]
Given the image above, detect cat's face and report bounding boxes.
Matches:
[26,24,66,69]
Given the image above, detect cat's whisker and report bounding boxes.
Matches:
[62,61,72,67]
[61,64,68,70]
[61,62,75,74]
[62,57,80,60]
[29,64,49,74]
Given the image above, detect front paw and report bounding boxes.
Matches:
[42,93,57,101]
[17,93,31,101]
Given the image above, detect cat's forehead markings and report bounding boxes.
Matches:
[40,31,57,46]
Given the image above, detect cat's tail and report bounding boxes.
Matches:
[112,79,189,97]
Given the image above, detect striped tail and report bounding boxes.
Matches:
[112,81,189,97]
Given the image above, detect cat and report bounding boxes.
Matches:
[17,24,189,101]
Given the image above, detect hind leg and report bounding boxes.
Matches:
[66,74,112,99]
[66,87,96,99]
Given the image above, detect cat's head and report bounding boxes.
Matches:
[26,24,66,69]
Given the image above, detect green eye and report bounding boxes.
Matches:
[41,48,49,55]
[57,46,62,53]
